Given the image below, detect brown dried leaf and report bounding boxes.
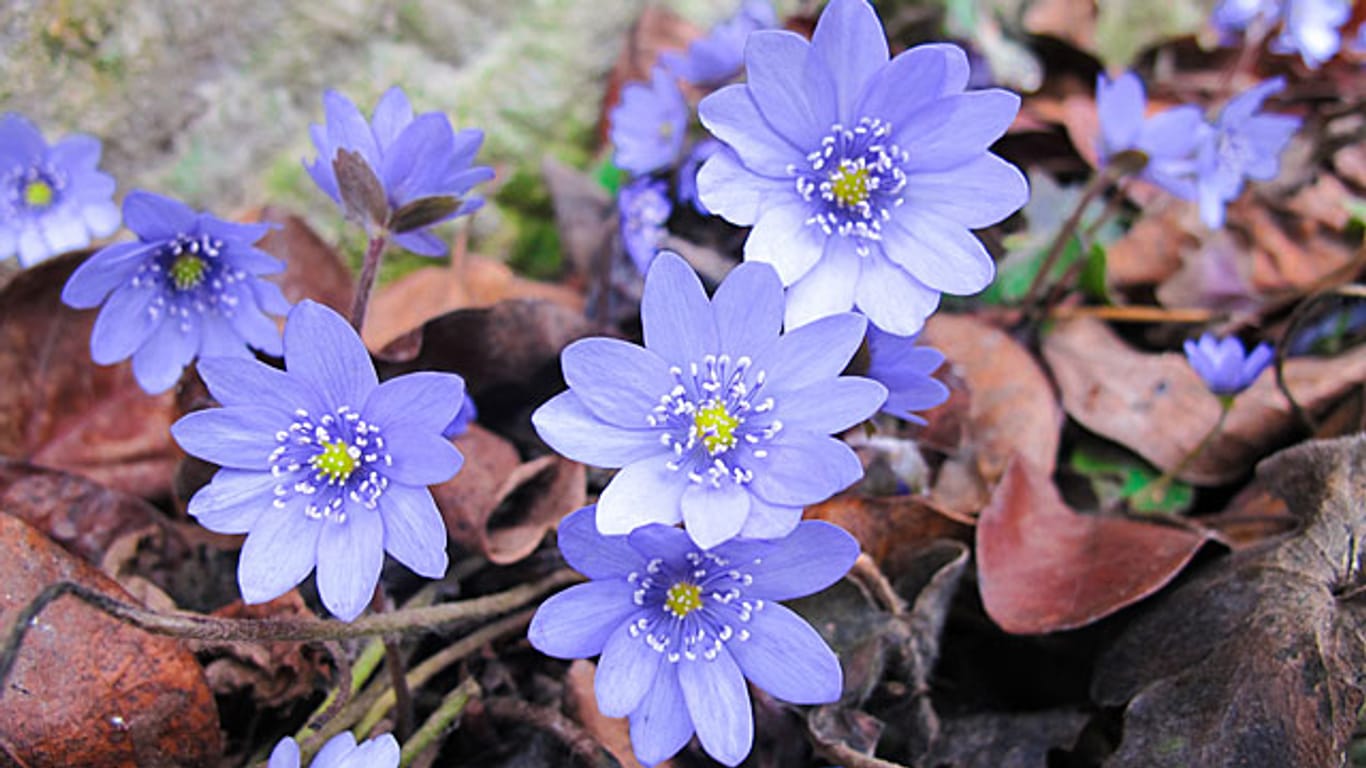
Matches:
[0,253,178,498]
[564,659,669,768]
[1092,435,1366,767]
[0,513,220,766]
[1106,203,1193,288]
[252,208,356,315]
[805,494,970,579]
[1154,231,1260,314]
[193,591,330,708]
[1043,316,1366,484]
[923,710,1090,768]
[976,457,1210,634]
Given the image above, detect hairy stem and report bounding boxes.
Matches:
[399,677,481,767]
[1132,399,1233,510]
[349,234,388,334]
[372,586,416,741]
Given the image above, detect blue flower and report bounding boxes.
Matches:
[532,253,885,548]
[865,326,949,424]
[171,300,465,621]
[611,67,689,176]
[0,113,120,267]
[1194,78,1300,229]
[619,176,672,274]
[696,0,1027,335]
[529,506,856,767]
[268,732,399,768]
[1095,72,1205,200]
[661,0,777,87]
[1183,332,1273,396]
[1212,0,1350,68]
[60,190,291,394]
[443,393,478,439]
[678,139,723,215]
[305,86,494,256]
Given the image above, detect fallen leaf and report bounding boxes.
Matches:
[0,253,178,499]
[251,208,356,315]
[1154,230,1260,314]
[193,591,331,708]
[1023,0,1096,53]
[976,457,1210,634]
[1092,435,1366,767]
[805,494,970,579]
[922,710,1090,768]
[0,513,221,766]
[1105,202,1194,289]
[1043,316,1366,484]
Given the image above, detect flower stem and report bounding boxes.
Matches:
[399,677,480,767]
[1131,398,1233,510]
[349,234,388,334]
[1021,168,1112,309]
[371,585,415,741]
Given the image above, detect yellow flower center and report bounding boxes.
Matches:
[23,180,54,208]
[829,161,870,208]
[664,582,703,618]
[310,439,358,484]
[168,254,208,291]
[694,401,739,454]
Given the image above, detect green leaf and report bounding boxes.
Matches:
[592,157,627,195]
[1079,241,1110,302]
[981,235,1083,305]
[1069,441,1194,515]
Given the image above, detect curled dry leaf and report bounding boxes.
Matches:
[193,591,331,708]
[1043,316,1366,484]
[251,207,356,315]
[1092,435,1366,767]
[0,253,177,499]
[976,457,1210,635]
[0,513,220,767]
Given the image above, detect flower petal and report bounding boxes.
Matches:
[808,0,889,123]
[316,505,385,621]
[284,300,378,409]
[900,153,1029,229]
[532,391,667,468]
[597,459,686,535]
[528,580,641,658]
[727,602,842,704]
[380,483,449,578]
[364,371,464,432]
[628,661,694,767]
[122,190,197,240]
[322,89,382,172]
[312,732,357,766]
[596,621,665,717]
[854,251,941,336]
[682,482,750,549]
[237,498,322,604]
[696,85,802,177]
[188,469,277,534]
[773,376,886,434]
[89,284,159,364]
[61,242,156,309]
[382,113,456,202]
[267,737,301,768]
[748,431,862,507]
[712,261,783,357]
[384,431,464,486]
[743,197,825,286]
[781,236,861,330]
[336,734,399,768]
[371,86,415,148]
[719,520,859,600]
[753,311,865,391]
[641,252,718,367]
[744,30,821,150]
[695,147,789,226]
[131,314,199,394]
[679,652,753,767]
[561,338,675,429]
[881,211,995,294]
[172,406,283,470]
[555,505,641,579]
[736,497,802,539]
[197,357,322,414]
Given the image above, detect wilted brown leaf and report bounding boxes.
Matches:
[1092,435,1366,767]
[0,513,220,766]
[252,208,356,315]
[976,457,1210,634]
[805,494,970,579]
[1043,316,1366,484]
[194,591,330,708]
[0,253,178,498]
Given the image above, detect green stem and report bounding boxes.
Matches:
[349,234,387,334]
[399,678,481,767]
[1132,398,1233,510]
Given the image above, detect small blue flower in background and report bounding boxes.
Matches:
[865,326,949,424]
[661,0,776,87]
[60,190,291,394]
[1212,0,1351,68]
[529,506,856,767]
[171,300,465,621]
[442,393,478,439]
[696,0,1027,335]
[532,252,885,548]
[611,67,689,176]
[305,86,493,256]
[1183,332,1274,396]
[0,113,120,267]
[268,732,399,768]
[677,139,722,215]
[1094,72,1205,200]
[1194,78,1300,229]
[619,176,673,274]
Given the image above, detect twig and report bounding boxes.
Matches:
[1048,305,1216,324]
[482,697,618,768]
[1130,402,1232,509]
[399,677,481,768]
[372,586,415,741]
[1022,161,1130,311]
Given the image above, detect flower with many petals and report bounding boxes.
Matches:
[61,190,291,394]
[171,300,465,621]
[1194,78,1300,229]
[1095,72,1204,200]
[611,67,689,176]
[696,0,1027,335]
[661,0,777,87]
[619,176,673,273]
[269,732,399,768]
[1183,332,1273,397]
[305,86,493,256]
[865,326,949,424]
[530,506,856,767]
[1,113,120,267]
[532,253,885,548]
[678,139,723,215]
[1212,0,1351,68]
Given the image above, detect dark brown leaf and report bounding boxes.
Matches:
[976,457,1210,634]
[0,513,221,766]
[333,148,389,229]
[923,710,1090,768]
[805,494,970,580]
[389,194,461,235]
[1092,435,1366,768]
[0,253,178,498]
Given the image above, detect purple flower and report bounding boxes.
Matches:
[1183,332,1273,396]
[696,0,1027,336]
[0,113,120,267]
[60,190,291,394]
[1094,72,1205,200]
[268,732,399,768]
[305,86,493,256]
[1194,78,1300,229]
[661,0,777,86]
[171,300,465,621]
[678,139,723,215]
[529,506,855,767]
[619,176,672,274]
[611,67,689,176]
[442,393,478,439]
[865,326,949,424]
[1212,0,1350,68]
[532,253,885,548]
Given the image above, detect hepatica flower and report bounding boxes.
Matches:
[529,506,856,767]
[61,190,291,394]
[1095,72,1204,200]
[532,253,885,548]
[697,0,1027,335]
[1212,0,1350,68]
[678,139,723,215]
[1,113,120,267]
[1194,78,1300,229]
[865,326,949,424]
[619,176,672,273]
[306,86,493,256]
[611,67,689,176]
[660,0,777,87]
[171,300,465,621]
[268,732,398,768]
[1183,332,1273,397]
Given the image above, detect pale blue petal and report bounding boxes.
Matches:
[752,311,865,391]
[528,580,642,658]
[561,338,674,429]
[772,377,885,434]
[742,197,825,286]
[695,147,788,226]
[380,483,449,578]
[316,503,385,621]
[122,190,197,240]
[89,284,159,363]
[312,732,357,768]
[681,482,750,549]
[900,154,1029,229]
[748,431,862,506]
[881,210,996,294]
[854,251,941,336]
[596,621,664,717]
[284,300,377,408]
[197,357,322,414]
[382,113,456,202]
[712,261,784,357]
[679,652,753,766]
[718,521,859,600]
[744,31,822,150]
[735,497,802,540]
[641,252,718,367]
[267,737,301,768]
[781,237,861,330]
[322,89,382,172]
[696,85,803,177]
[333,734,399,768]
[384,431,463,486]
[857,43,969,128]
[363,371,464,434]
[131,314,200,394]
[237,497,322,604]
[61,242,155,309]
[188,469,277,534]
[171,406,284,470]
[597,459,686,535]
[628,662,694,767]
[556,505,640,579]
[371,86,415,149]
[532,391,667,468]
[727,601,842,704]
[808,0,889,123]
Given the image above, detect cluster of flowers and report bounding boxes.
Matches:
[1212,0,1355,69]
